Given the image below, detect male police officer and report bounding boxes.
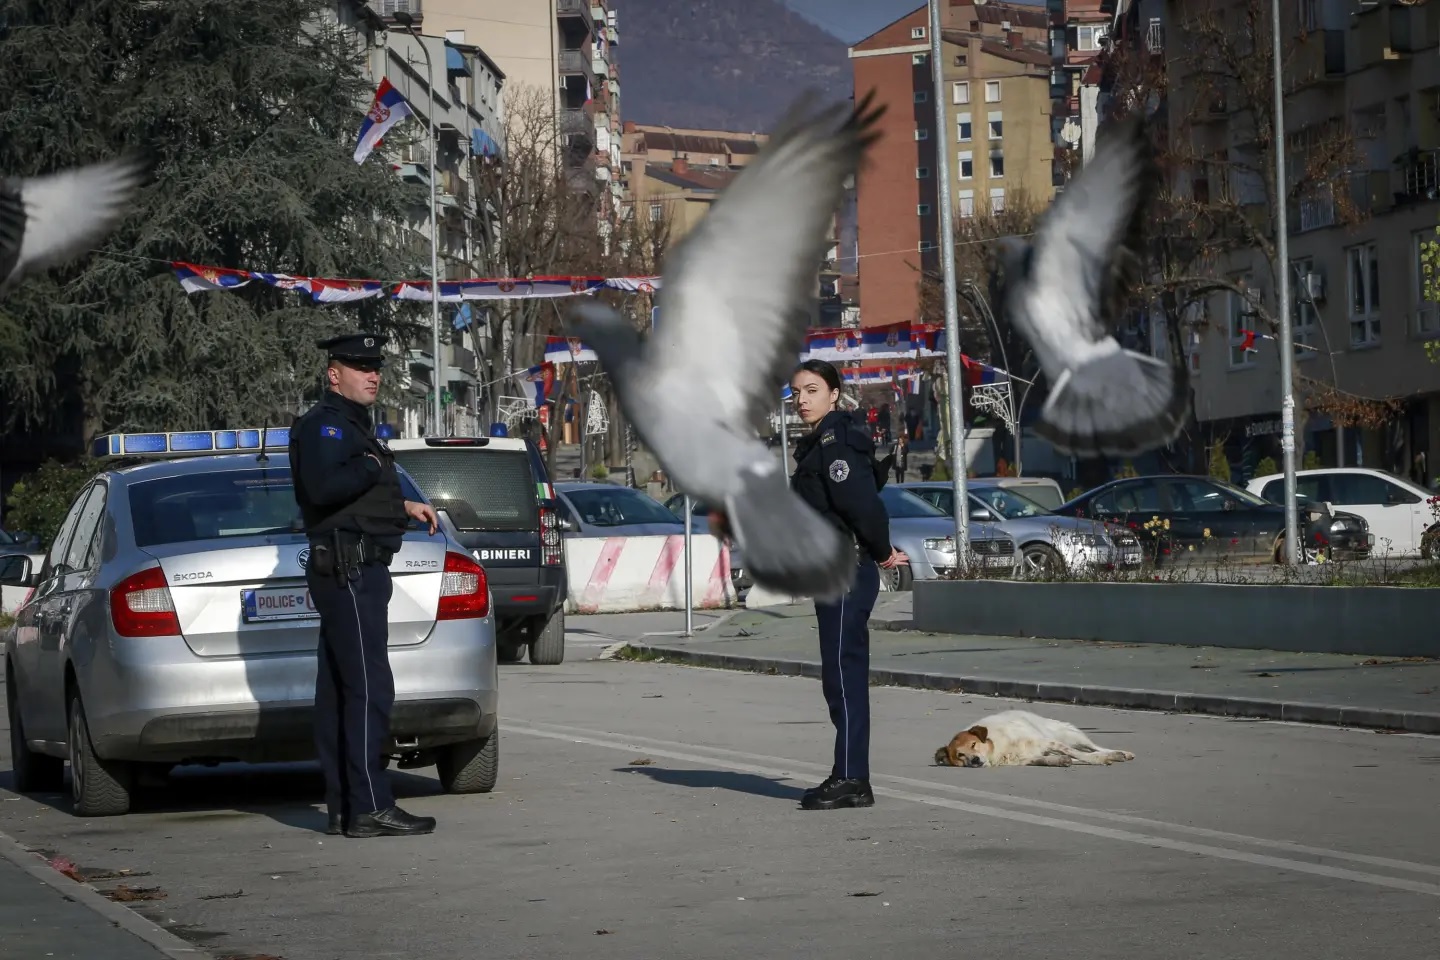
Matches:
[290,332,440,838]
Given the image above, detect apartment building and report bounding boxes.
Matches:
[402,0,625,215]
[849,2,1053,331]
[347,1,506,437]
[1110,0,1440,482]
[1048,0,1115,173]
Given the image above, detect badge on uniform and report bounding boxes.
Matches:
[377,438,392,454]
[820,430,837,446]
[321,425,343,440]
[828,458,850,483]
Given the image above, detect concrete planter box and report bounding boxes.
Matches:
[913,579,1440,658]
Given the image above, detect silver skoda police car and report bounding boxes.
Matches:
[1,428,499,817]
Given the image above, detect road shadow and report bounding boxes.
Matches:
[0,761,443,834]
[616,765,805,801]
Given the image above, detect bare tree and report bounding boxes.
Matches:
[466,84,669,474]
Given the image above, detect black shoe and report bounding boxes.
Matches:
[344,805,437,838]
[326,813,343,836]
[800,777,874,811]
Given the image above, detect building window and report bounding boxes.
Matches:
[912,52,928,65]
[919,240,936,252]
[990,151,1004,177]
[1347,242,1380,346]
[911,26,927,39]
[957,113,972,142]
[988,111,1003,139]
[916,166,930,178]
[918,203,932,216]
[648,202,662,222]
[915,127,930,140]
[953,81,970,104]
[914,90,929,103]
[1291,258,1319,358]
[984,80,1001,102]
[1228,279,1258,368]
[1299,0,1318,32]
[989,187,1005,214]
[1076,24,1109,51]
[1415,230,1440,337]
[958,151,973,179]
[958,189,975,219]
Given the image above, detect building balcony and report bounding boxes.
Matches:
[1144,18,1164,55]
[1290,191,1336,233]
[560,107,595,136]
[1395,148,1440,203]
[558,48,593,77]
[592,56,611,79]
[396,161,430,185]
[444,343,478,382]
[1390,0,1436,56]
[556,0,593,30]
[368,0,422,24]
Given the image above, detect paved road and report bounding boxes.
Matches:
[3,621,1439,960]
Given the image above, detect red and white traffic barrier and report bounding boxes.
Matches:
[564,535,735,614]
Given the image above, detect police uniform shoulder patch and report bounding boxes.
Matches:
[320,425,343,440]
[828,458,850,483]
[820,430,837,446]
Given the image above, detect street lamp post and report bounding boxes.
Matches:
[928,0,972,567]
[1269,0,1300,564]
[394,13,445,437]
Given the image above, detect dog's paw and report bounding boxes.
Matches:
[1117,750,1135,761]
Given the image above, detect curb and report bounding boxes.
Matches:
[0,827,213,959]
[622,643,1440,735]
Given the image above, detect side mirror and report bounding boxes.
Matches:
[556,516,576,533]
[0,556,35,588]
[970,508,994,522]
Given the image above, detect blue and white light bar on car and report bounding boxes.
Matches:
[91,428,292,459]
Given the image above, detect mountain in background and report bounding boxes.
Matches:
[616,0,852,132]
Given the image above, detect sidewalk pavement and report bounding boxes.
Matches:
[613,593,1440,734]
[0,829,209,960]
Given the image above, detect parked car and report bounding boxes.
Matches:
[1,527,42,554]
[1051,474,1372,564]
[553,482,691,537]
[876,485,1017,590]
[660,493,753,591]
[965,475,1067,511]
[388,436,567,665]
[2,429,500,817]
[1245,467,1437,559]
[898,480,1142,577]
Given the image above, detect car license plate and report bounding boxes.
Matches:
[241,587,318,623]
[1123,550,1142,564]
[983,555,1011,567]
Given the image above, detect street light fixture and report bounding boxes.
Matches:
[392,11,445,437]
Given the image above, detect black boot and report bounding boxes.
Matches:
[800,776,874,811]
[345,805,437,838]
[326,813,343,836]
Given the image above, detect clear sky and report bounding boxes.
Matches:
[781,0,1044,45]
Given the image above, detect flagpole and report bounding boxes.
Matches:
[928,0,971,568]
[395,15,444,437]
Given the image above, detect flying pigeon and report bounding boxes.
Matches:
[568,92,885,599]
[993,115,1188,458]
[0,154,149,295]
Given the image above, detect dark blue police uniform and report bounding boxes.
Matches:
[289,332,435,839]
[790,408,893,811]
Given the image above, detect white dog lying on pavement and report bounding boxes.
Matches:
[933,710,1136,768]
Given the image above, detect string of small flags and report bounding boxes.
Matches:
[170,261,661,303]
[1238,328,1322,354]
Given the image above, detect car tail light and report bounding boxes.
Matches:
[438,551,489,620]
[110,567,181,638]
[539,505,563,566]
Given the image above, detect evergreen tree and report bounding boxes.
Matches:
[0,0,427,442]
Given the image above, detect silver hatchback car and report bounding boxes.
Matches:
[2,429,499,817]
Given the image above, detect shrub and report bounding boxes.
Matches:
[1254,455,1278,477]
[5,457,102,548]
[1208,443,1232,484]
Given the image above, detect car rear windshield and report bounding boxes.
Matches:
[562,487,681,528]
[127,467,425,548]
[389,449,538,531]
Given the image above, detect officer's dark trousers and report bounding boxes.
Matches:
[813,558,880,781]
[308,561,396,818]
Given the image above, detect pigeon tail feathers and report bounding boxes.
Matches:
[723,465,857,601]
[1035,346,1189,458]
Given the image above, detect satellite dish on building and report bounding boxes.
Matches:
[1060,118,1082,146]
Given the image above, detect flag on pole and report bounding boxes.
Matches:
[355,78,413,164]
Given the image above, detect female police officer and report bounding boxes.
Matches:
[713,359,906,811]
[787,359,906,810]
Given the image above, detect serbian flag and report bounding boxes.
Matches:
[355,78,413,164]
[544,336,598,364]
[525,362,556,408]
[310,278,386,302]
[172,262,251,293]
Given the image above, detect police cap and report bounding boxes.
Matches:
[317,332,388,368]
